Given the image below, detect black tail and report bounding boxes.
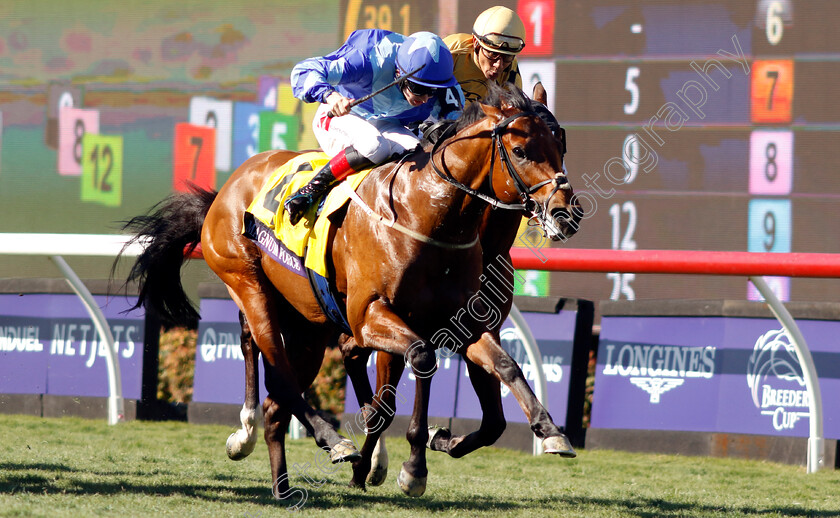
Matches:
[117,186,218,326]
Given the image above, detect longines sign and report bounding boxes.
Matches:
[592,313,840,439]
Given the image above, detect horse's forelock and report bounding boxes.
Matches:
[486,82,532,113]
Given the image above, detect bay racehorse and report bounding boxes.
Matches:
[121,82,579,499]
[338,82,578,489]
[228,83,579,491]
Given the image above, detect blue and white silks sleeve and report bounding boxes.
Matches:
[291,30,390,104]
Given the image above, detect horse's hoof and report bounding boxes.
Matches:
[329,438,362,464]
[367,464,388,487]
[397,465,427,497]
[426,425,451,451]
[543,435,576,458]
[348,478,367,491]
[367,439,388,486]
[226,431,256,461]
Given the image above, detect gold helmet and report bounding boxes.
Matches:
[472,6,526,55]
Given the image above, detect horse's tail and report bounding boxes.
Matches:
[118,185,217,326]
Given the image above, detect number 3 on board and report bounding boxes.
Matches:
[81,134,123,207]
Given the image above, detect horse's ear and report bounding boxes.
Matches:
[478,102,503,120]
[532,81,547,106]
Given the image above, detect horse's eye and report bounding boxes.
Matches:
[512,147,526,159]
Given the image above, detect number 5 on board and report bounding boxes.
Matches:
[81,134,123,207]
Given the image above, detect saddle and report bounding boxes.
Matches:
[242,151,373,334]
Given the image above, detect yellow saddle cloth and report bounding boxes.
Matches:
[243,151,372,278]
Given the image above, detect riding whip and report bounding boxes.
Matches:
[327,64,426,118]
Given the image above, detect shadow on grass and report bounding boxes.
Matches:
[1,460,838,517]
[552,496,840,518]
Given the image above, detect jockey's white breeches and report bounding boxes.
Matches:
[312,103,419,164]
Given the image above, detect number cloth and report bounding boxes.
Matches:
[244,151,374,277]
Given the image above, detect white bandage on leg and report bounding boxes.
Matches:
[226,403,259,460]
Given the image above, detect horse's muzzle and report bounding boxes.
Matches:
[548,207,580,242]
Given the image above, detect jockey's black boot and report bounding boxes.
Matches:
[284,164,335,225]
[285,146,374,225]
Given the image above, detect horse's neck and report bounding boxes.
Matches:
[412,134,497,239]
[480,209,523,255]
[356,126,501,245]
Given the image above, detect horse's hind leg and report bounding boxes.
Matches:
[262,391,297,503]
[224,283,359,497]
[227,311,261,461]
[427,356,506,458]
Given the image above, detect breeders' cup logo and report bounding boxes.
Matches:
[601,343,716,404]
[746,328,809,431]
[499,328,562,398]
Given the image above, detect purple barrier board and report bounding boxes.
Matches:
[0,293,144,399]
[192,298,265,405]
[592,315,840,439]
[344,309,579,424]
[455,311,577,423]
[343,350,462,419]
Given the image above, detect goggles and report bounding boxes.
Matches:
[474,32,526,54]
[403,79,438,97]
[479,46,516,66]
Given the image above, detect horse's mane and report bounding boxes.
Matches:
[454,82,532,133]
[419,83,533,147]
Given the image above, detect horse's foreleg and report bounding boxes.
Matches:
[356,301,434,497]
[366,352,404,487]
[343,345,375,415]
[227,311,261,461]
[344,349,403,489]
[427,357,506,458]
[464,332,576,457]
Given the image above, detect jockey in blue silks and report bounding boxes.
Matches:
[285,29,465,225]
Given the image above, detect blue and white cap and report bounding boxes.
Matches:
[396,31,457,88]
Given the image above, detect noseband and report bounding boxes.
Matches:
[430,110,569,216]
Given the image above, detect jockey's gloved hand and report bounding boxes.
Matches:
[419,119,456,145]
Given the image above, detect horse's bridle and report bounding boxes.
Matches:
[429,110,570,222]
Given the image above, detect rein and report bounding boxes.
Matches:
[339,107,566,248]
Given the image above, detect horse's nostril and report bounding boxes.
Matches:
[551,208,570,223]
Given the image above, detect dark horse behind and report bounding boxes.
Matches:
[118,82,580,500]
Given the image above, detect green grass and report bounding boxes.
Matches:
[0,414,839,517]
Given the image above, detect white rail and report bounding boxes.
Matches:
[0,234,550,448]
[0,233,144,425]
